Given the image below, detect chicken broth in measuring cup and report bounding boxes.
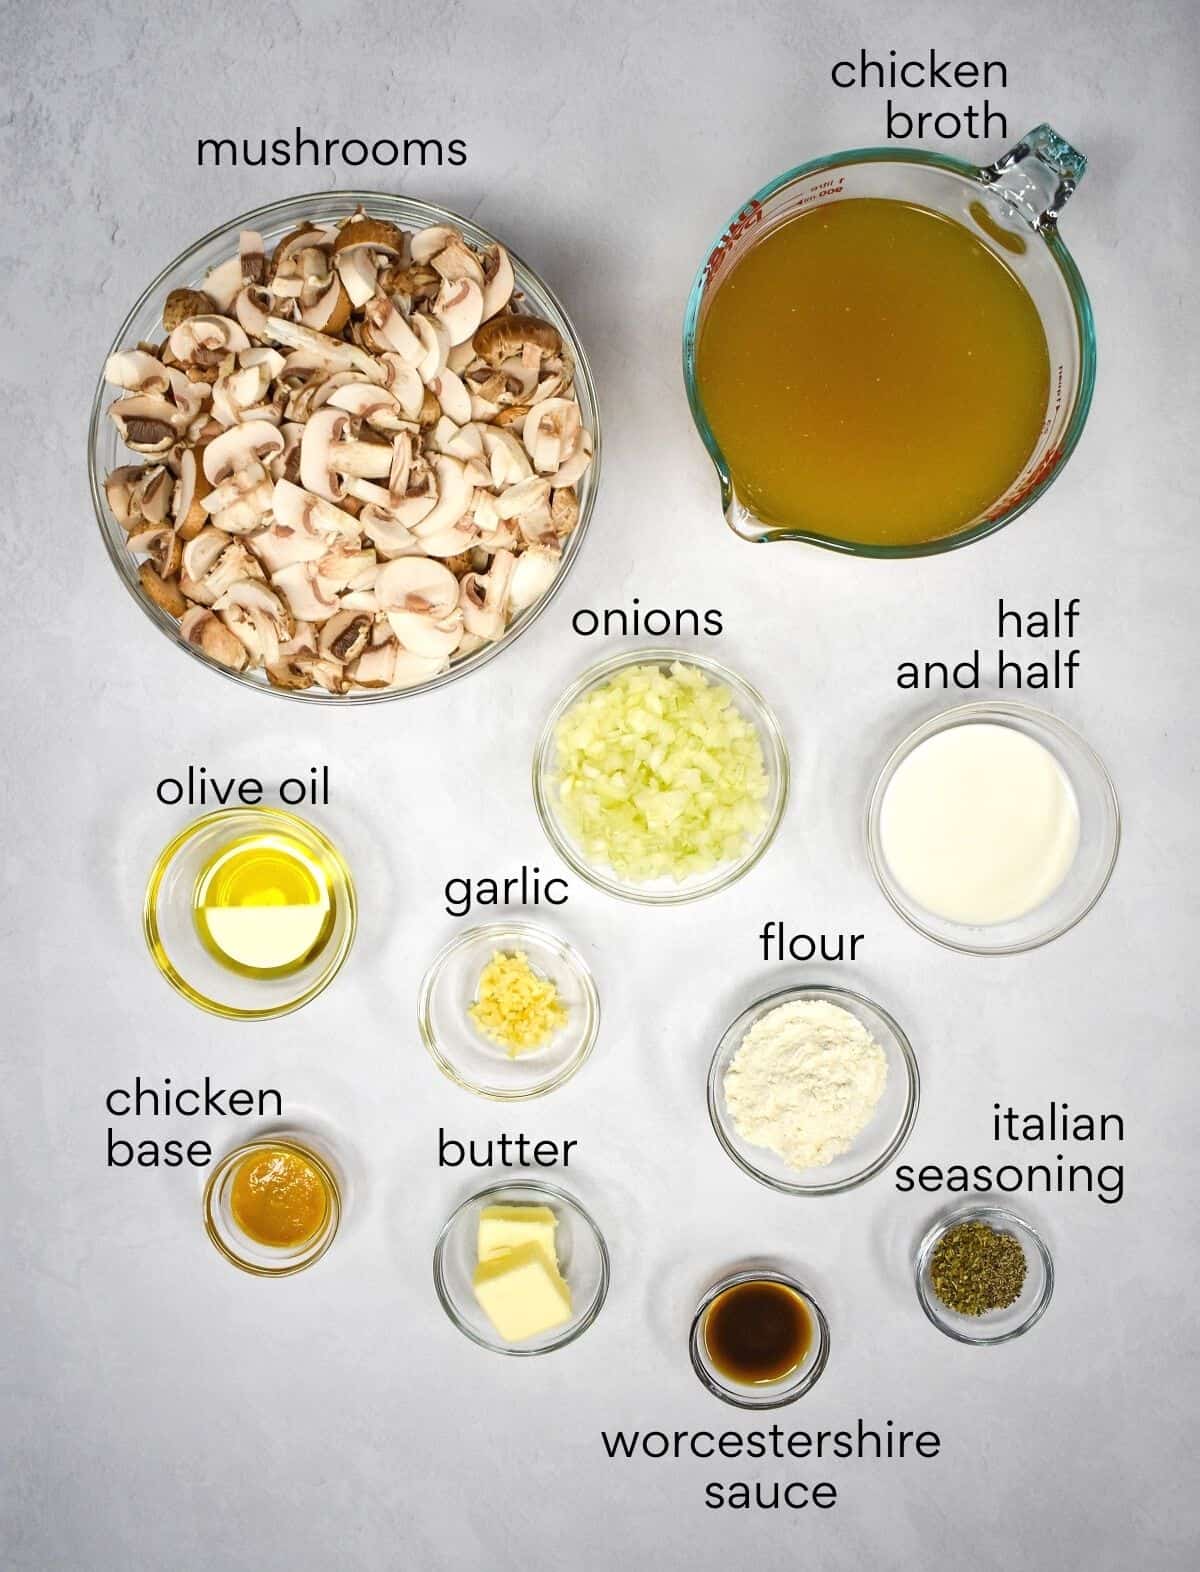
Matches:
[694,197,1051,549]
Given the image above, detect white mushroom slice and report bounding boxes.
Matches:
[306,657,354,694]
[201,540,267,599]
[272,561,340,623]
[411,454,472,537]
[413,313,449,382]
[390,648,451,688]
[494,474,552,520]
[509,545,562,613]
[445,421,486,463]
[459,549,515,641]
[104,349,170,394]
[318,609,373,664]
[299,407,350,501]
[348,641,397,688]
[410,225,460,264]
[203,255,245,311]
[483,426,534,487]
[517,498,557,547]
[251,514,334,574]
[480,244,515,320]
[172,449,213,538]
[433,277,484,346]
[203,420,286,484]
[110,394,184,453]
[317,543,377,591]
[388,430,415,501]
[272,478,361,538]
[496,354,541,404]
[362,296,423,362]
[417,521,480,558]
[338,589,380,613]
[463,456,491,489]
[162,365,211,428]
[335,246,383,308]
[215,579,293,666]
[279,620,318,658]
[431,238,485,289]
[298,276,351,332]
[105,466,150,527]
[329,436,393,479]
[326,383,408,432]
[375,556,459,618]
[378,356,425,420]
[551,428,593,488]
[265,316,383,379]
[360,506,421,557]
[180,526,233,601]
[428,367,471,425]
[168,314,251,364]
[180,605,248,670]
[211,362,275,427]
[234,285,272,342]
[522,397,583,475]
[388,609,464,658]
[446,339,478,375]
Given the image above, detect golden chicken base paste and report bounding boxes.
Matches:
[695,198,1050,547]
[230,1146,329,1248]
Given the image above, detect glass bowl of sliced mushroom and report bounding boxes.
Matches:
[88,193,600,700]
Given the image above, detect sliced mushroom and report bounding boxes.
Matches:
[459,549,515,641]
[163,288,215,333]
[110,395,182,454]
[427,367,471,425]
[509,545,562,613]
[299,407,351,502]
[318,609,372,664]
[104,349,170,395]
[473,314,562,368]
[523,397,583,474]
[138,561,187,618]
[203,420,286,484]
[480,244,515,319]
[410,225,459,264]
[179,606,249,670]
[433,276,484,347]
[272,560,340,623]
[168,314,251,367]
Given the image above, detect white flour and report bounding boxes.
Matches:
[723,999,888,1170]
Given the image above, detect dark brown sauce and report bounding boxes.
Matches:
[704,1280,812,1385]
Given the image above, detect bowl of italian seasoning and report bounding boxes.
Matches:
[914,1205,1054,1345]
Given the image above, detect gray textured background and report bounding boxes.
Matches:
[3,1,1198,1567]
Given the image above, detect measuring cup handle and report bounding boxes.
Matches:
[982,124,1087,231]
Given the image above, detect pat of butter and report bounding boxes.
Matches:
[472,1242,573,1343]
[478,1205,559,1271]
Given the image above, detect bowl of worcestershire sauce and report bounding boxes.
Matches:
[689,1270,830,1407]
[683,125,1095,556]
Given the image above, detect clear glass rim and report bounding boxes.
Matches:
[416,920,601,1100]
[202,1137,342,1277]
[688,1269,831,1408]
[432,1178,610,1356]
[865,700,1120,955]
[707,982,920,1195]
[681,143,1097,559]
[914,1203,1055,1345]
[143,805,357,1019]
[87,188,602,704]
[531,647,790,905]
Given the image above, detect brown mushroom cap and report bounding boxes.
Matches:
[163,288,215,333]
[473,315,562,367]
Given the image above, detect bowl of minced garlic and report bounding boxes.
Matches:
[418,921,600,1099]
[471,950,568,1057]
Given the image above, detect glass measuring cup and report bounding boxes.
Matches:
[682,125,1095,557]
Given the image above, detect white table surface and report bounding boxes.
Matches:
[3,1,1197,1567]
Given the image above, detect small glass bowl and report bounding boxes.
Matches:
[532,648,789,904]
[866,701,1120,954]
[708,984,919,1195]
[144,806,356,1020]
[418,922,599,1100]
[689,1270,830,1408]
[203,1137,341,1277]
[433,1180,610,1356]
[87,191,600,705]
[915,1204,1054,1345]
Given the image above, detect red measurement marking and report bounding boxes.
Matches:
[704,199,764,284]
[984,443,1063,522]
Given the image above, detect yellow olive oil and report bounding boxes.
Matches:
[695,197,1050,547]
[192,832,335,979]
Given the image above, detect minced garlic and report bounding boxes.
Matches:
[469,950,568,1057]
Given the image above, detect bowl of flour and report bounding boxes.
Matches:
[708,984,919,1195]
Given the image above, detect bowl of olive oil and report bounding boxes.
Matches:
[144,807,356,1019]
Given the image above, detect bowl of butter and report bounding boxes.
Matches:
[433,1180,609,1355]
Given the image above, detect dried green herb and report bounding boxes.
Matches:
[929,1220,1027,1316]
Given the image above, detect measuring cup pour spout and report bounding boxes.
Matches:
[982,124,1087,232]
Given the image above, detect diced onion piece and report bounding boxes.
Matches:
[552,662,769,882]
